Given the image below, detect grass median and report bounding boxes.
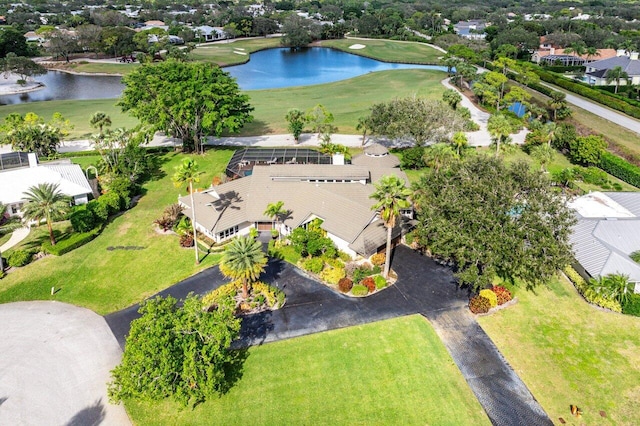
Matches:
[125,315,490,425]
[478,276,640,425]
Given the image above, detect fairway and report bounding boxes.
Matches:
[478,277,640,425]
[125,315,491,425]
[0,69,447,139]
[320,38,444,64]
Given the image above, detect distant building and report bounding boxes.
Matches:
[569,192,640,293]
[453,20,486,40]
[585,51,640,86]
[0,153,93,217]
[193,25,227,42]
[23,31,44,43]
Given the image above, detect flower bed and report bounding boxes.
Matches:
[202,280,285,315]
[469,285,514,315]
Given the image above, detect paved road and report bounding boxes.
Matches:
[0,302,131,426]
[539,81,640,135]
[106,246,552,425]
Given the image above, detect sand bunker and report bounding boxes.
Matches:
[349,44,366,50]
[233,51,248,55]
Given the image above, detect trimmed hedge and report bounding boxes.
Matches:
[622,293,640,317]
[7,249,34,267]
[599,152,640,188]
[42,229,100,256]
[563,266,622,312]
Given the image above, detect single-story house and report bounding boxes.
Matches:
[178,144,413,259]
[585,51,640,86]
[0,152,93,217]
[453,20,486,40]
[531,47,617,65]
[193,25,227,42]
[568,191,640,293]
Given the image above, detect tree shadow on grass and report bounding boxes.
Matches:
[220,347,250,395]
[64,398,106,426]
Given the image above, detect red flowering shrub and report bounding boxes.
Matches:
[469,295,491,314]
[492,286,512,305]
[361,277,376,293]
[179,234,194,247]
[338,277,353,293]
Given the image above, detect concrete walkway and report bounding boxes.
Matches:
[0,227,30,252]
[105,246,552,425]
[0,301,131,426]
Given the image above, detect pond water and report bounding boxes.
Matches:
[0,47,447,104]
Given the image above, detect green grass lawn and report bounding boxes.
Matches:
[320,38,443,64]
[0,148,237,314]
[0,232,11,247]
[189,38,282,66]
[478,276,640,425]
[0,69,446,139]
[125,315,490,425]
[64,61,140,75]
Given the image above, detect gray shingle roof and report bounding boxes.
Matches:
[349,218,416,257]
[364,143,389,156]
[586,56,640,76]
[351,153,400,169]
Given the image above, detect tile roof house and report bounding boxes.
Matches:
[568,192,640,293]
[531,47,617,65]
[0,152,93,217]
[179,145,413,258]
[585,51,640,86]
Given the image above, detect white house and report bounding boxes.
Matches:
[585,51,640,86]
[193,25,226,42]
[0,152,93,217]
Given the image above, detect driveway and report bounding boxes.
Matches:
[0,302,131,426]
[106,246,551,425]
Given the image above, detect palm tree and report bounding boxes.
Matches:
[219,235,267,299]
[590,273,634,305]
[531,144,555,172]
[21,183,70,246]
[487,114,513,155]
[264,201,286,239]
[172,158,204,264]
[563,42,587,63]
[606,66,630,94]
[369,175,412,278]
[451,131,468,157]
[585,47,600,63]
[89,111,112,136]
[548,91,567,121]
[424,143,456,171]
[355,116,371,146]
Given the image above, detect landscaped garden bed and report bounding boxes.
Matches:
[468,286,514,315]
[202,279,285,315]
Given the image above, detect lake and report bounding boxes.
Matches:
[0,47,447,104]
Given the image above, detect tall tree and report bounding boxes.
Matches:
[219,235,267,299]
[548,91,568,121]
[370,175,412,278]
[280,15,318,48]
[487,114,513,155]
[119,60,253,153]
[355,116,371,146]
[89,111,112,136]
[0,112,71,158]
[606,66,630,94]
[412,155,575,290]
[442,89,462,110]
[285,108,306,143]
[451,131,468,157]
[21,183,70,246]
[264,201,286,239]
[172,159,204,264]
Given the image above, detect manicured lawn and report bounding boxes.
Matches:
[0,232,11,247]
[478,276,640,425]
[320,38,443,64]
[0,148,237,314]
[0,69,446,139]
[64,61,140,75]
[125,315,490,425]
[190,37,282,66]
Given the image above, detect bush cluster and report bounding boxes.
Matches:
[492,286,512,306]
[302,257,324,274]
[469,295,491,314]
[338,277,353,293]
[599,152,640,188]
[563,266,622,312]
[622,294,640,317]
[7,249,34,267]
[374,275,387,290]
[479,289,498,308]
[42,228,100,256]
[351,284,369,297]
[361,277,376,294]
[320,267,345,285]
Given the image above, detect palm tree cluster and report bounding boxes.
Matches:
[21,182,70,246]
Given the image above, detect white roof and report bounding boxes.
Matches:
[0,164,92,205]
[568,191,635,218]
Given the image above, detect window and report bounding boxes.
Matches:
[218,225,239,240]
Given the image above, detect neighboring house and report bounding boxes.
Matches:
[23,31,44,44]
[0,152,92,217]
[453,20,486,40]
[585,52,640,86]
[193,25,227,42]
[531,47,617,65]
[568,192,640,293]
[178,144,414,258]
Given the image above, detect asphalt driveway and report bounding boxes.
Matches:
[105,245,551,425]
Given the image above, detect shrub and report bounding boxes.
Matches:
[492,286,512,305]
[404,231,415,245]
[351,284,368,296]
[325,257,344,269]
[7,249,34,267]
[573,166,609,186]
[202,281,241,308]
[352,264,374,283]
[42,229,100,256]
[374,275,387,289]
[479,289,498,308]
[599,152,640,188]
[622,294,640,317]
[252,281,286,309]
[337,250,352,262]
[469,295,491,314]
[372,265,381,274]
[400,146,426,169]
[563,266,622,312]
[154,215,174,231]
[99,191,124,215]
[69,207,96,233]
[338,277,353,293]
[370,252,386,266]
[86,199,108,224]
[361,276,376,293]
[302,257,324,274]
[320,267,345,285]
[631,250,640,264]
[179,234,194,247]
